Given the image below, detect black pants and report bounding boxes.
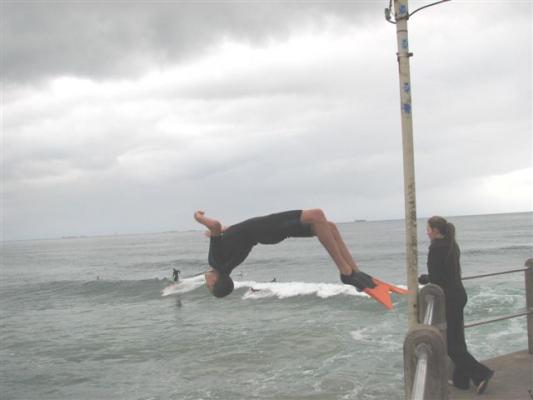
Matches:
[446,298,492,388]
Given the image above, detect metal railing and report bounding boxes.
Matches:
[404,284,448,400]
[462,260,533,345]
[403,258,533,400]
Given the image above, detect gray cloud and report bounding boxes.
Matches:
[1,1,531,241]
[2,1,377,85]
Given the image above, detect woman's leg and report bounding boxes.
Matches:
[447,303,492,388]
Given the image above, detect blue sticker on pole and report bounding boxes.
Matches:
[402,103,412,114]
[400,4,408,15]
[401,39,408,49]
[403,83,410,93]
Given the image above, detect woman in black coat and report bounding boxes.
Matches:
[419,216,494,394]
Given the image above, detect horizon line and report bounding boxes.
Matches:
[2,209,532,244]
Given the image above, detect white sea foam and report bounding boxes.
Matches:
[160,274,205,296]
[349,328,368,341]
[237,280,368,299]
[161,275,409,302]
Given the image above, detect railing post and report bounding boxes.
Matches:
[418,284,447,345]
[525,258,533,354]
[412,343,430,400]
[404,326,448,400]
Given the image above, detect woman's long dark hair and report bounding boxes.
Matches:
[428,216,462,284]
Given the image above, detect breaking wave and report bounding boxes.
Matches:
[160,275,409,302]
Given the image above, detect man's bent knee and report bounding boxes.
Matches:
[301,208,327,224]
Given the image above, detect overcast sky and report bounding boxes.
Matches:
[2,1,532,241]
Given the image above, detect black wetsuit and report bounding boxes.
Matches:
[172,269,180,282]
[208,210,314,275]
[427,238,492,388]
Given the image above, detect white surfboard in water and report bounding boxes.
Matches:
[161,274,205,296]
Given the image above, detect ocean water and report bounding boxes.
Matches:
[1,212,531,400]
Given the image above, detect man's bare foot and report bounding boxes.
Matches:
[193,211,222,235]
[194,211,206,223]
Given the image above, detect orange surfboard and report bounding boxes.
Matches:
[362,278,410,310]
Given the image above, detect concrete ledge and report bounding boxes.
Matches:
[449,350,532,400]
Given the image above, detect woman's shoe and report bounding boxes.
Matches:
[476,370,494,394]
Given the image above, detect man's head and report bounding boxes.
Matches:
[205,268,234,298]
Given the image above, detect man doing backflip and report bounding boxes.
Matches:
[194,209,407,308]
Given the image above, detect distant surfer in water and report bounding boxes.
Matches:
[172,268,181,282]
[194,209,407,308]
